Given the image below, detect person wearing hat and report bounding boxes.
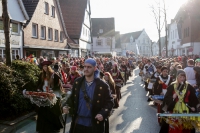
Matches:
[153,66,173,96]
[64,58,114,133]
[78,64,84,77]
[159,69,199,133]
[36,61,65,133]
[68,66,81,85]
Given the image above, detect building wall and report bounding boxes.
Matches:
[79,0,91,52]
[136,30,151,56]
[92,37,115,53]
[23,0,67,48]
[168,21,181,56]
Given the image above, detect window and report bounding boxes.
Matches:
[51,6,55,17]
[54,30,58,41]
[45,2,49,14]
[97,39,102,45]
[86,29,87,36]
[48,28,53,40]
[12,49,19,60]
[107,38,111,45]
[82,27,84,35]
[60,31,63,42]
[32,23,38,38]
[0,20,3,30]
[41,26,46,39]
[12,23,18,33]
[99,29,103,33]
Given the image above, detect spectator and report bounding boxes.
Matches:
[184,59,196,86]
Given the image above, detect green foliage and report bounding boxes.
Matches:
[11,60,41,91]
[0,61,41,120]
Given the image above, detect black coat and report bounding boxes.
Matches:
[68,76,114,133]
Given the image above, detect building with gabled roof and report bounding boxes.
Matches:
[120,29,152,56]
[0,0,29,60]
[91,17,118,56]
[59,0,92,57]
[22,0,69,58]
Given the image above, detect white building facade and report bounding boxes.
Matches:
[0,0,29,60]
[168,20,181,56]
[121,29,152,57]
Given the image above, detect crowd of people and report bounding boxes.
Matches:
[2,53,200,133]
[138,55,200,133]
[15,54,135,133]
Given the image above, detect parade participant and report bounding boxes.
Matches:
[36,61,64,133]
[66,58,114,133]
[110,63,124,100]
[195,58,200,67]
[153,67,173,95]
[143,59,157,91]
[147,65,162,102]
[104,72,119,108]
[120,61,128,84]
[68,66,81,85]
[184,59,196,86]
[159,69,199,133]
[78,65,84,76]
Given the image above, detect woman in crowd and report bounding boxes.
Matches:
[36,61,64,133]
[110,63,124,100]
[104,72,119,108]
[160,69,199,133]
[153,67,173,96]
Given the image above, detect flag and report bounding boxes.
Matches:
[136,43,140,55]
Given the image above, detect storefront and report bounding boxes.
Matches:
[24,46,70,58]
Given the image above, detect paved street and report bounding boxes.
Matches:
[15,68,160,133]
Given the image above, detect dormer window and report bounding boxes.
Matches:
[45,2,49,15]
[99,29,103,34]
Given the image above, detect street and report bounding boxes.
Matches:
[15,68,160,133]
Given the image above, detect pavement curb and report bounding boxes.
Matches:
[0,112,36,133]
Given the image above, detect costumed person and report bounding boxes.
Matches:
[120,61,128,84]
[65,58,114,133]
[147,65,162,102]
[159,69,199,133]
[104,72,119,108]
[36,61,64,133]
[110,63,124,101]
[68,66,81,85]
[143,59,157,91]
[78,64,84,77]
[153,67,173,96]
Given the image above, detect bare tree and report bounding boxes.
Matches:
[2,0,11,66]
[150,0,165,57]
[163,0,168,57]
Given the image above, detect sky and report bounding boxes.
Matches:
[90,0,188,42]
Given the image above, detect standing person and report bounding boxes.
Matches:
[104,72,119,108]
[66,58,114,133]
[184,59,196,86]
[110,63,124,100]
[143,60,157,91]
[159,70,199,133]
[153,67,173,95]
[36,61,64,133]
[68,66,81,85]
